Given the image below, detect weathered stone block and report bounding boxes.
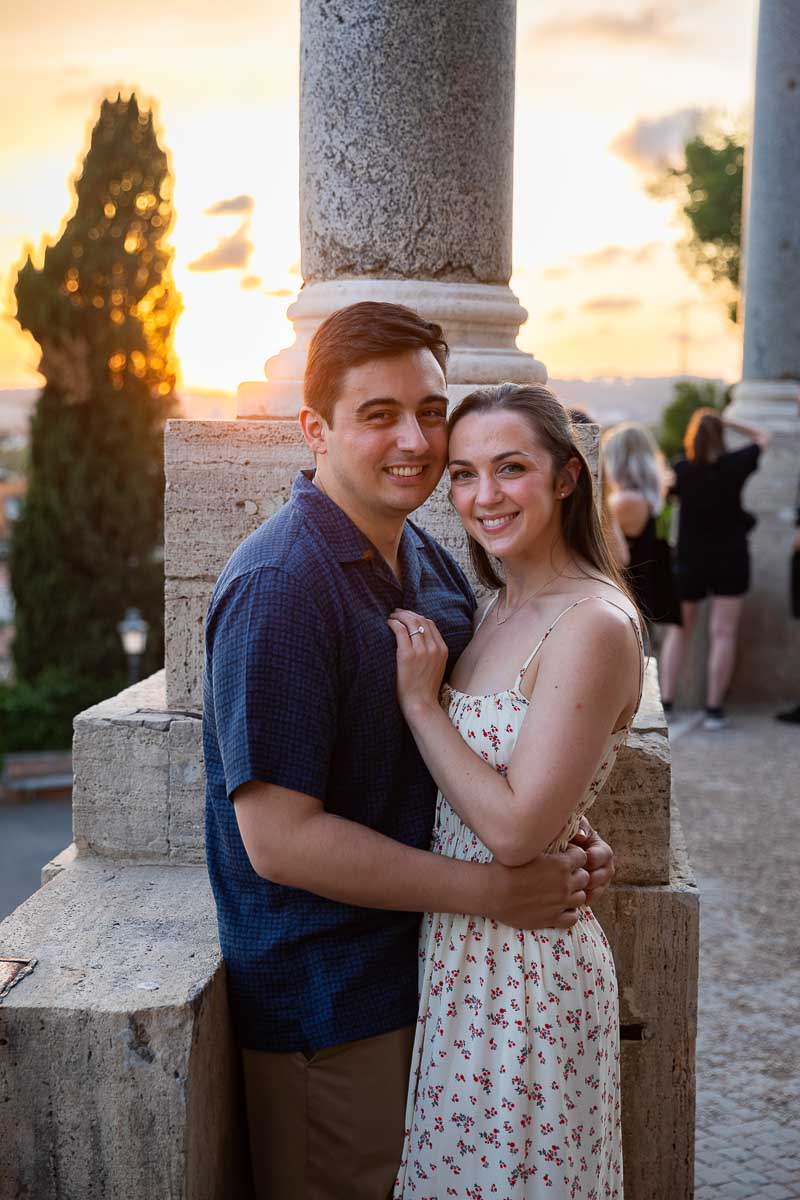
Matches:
[593,815,699,1199]
[72,673,204,864]
[592,662,671,885]
[0,860,251,1200]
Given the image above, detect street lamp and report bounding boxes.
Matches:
[117,608,149,686]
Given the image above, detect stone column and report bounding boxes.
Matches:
[237,0,544,418]
[727,0,800,700]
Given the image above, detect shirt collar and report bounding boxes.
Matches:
[291,471,426,585]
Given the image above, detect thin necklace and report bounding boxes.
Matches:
[495,571,563,626]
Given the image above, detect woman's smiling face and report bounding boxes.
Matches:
[448,409,578,562]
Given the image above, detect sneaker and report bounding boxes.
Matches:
[702,707,728,731]
[776,704,800,725]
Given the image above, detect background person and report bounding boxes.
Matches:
[776,472,800,724]
[390,384,643,1197]
[659,408,770,729]
[569,406,630,569]
[601,421,680,628]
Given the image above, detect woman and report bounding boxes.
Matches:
[659,408,769,729]
[389,384,643,1199]
[569,407,630,571]
[601,421,679,626]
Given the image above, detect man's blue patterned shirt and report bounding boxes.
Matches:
[203,471,475,1052]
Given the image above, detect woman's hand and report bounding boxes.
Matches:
[388,609,448,721]
[572,817,615,904]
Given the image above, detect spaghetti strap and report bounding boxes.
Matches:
[473,591,500,634]
[515,594,645,716]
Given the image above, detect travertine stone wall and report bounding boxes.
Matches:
[72,671,204,863]
[595,824,698,1199]
[0,861,252,1200]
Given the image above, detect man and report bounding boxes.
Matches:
[203,302,615,1199]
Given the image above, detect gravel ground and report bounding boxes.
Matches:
[671,705,800,1199]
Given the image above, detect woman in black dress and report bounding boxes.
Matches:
[601,421,680,626]
[659,408,770,729]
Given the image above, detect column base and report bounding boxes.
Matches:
[728,378,800,430]
[236,278,546,418]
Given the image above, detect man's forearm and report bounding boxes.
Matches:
[264,805,494,916]
[234,782,590,929]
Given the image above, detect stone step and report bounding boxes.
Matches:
[71,664,670,884]
[0,858,252,1200]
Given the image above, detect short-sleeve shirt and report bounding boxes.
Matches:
[673,443,761,562]
[203,471,475,1052]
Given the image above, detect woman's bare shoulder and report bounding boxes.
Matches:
[559,572,641,633]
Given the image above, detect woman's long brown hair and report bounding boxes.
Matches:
[684,407,726,465]
[447,382,633,597]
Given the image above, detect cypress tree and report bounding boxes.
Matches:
[11,93,181,690]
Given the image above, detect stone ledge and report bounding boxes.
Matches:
[0,859,251,1200]
[72,672,204,865]
[72,663,670,884]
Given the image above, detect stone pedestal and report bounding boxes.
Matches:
[0,861,252,1200]
[727,0,800,700]
[238,0,544,418]
[239,279,545,418]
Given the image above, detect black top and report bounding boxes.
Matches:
[673,444,761,562]
[625,513,681,624]
[625,514,658,617]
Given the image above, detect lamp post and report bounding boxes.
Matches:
[117,607,149,686]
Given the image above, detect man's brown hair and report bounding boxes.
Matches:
[303,301,449,425]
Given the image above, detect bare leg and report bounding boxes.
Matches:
[658,602,699,705]
[706,595,744,709]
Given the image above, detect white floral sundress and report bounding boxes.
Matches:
[394,595,643,1200]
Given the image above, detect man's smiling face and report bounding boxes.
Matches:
[308,346,449,523]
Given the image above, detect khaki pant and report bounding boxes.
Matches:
[242,1024,415,1200]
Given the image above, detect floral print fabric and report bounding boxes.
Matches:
[395,597,642,1199]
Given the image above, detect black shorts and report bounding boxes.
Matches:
[676,554,750,602]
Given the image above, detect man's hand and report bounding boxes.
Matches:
[572,818,615,904]
[485,844,590,930]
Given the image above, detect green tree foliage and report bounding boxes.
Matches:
[658,379,729,462]
[10,93,181,697]
[655,131,745,321]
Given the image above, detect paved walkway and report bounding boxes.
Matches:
[671,705,800,1199]
[0,800,72,922]
[1,713,798,1196]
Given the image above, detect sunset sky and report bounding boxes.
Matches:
[0,0,757,396]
